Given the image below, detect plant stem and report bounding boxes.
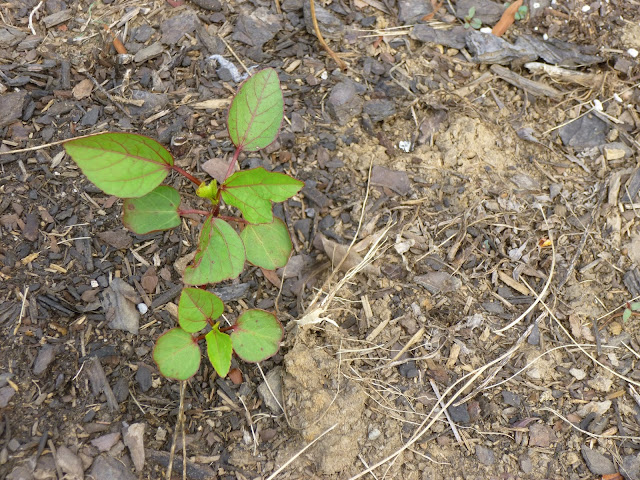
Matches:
[309,0,347,71]
[219,325,236,333]
[217,215,247,225]
[223,147,243,182]
[178,209,211,216]
[173,165,202,186]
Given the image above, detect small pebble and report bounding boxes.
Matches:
[137,303,148,314]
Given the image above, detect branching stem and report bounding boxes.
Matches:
[178,209,211,216]
[173,165,202,186]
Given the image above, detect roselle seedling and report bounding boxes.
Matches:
[64,68,303,380]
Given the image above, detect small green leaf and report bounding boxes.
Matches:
[468,6,475,17]
[153,328,201,380]
[205,325,232,377]
[221,168,304,224]
[196,180,218,202]
[227,68,284,152]
[623,309,632,322]
[631,302,640,311]
[241,218,292,270]
[230,309,283,362]
[122,186,181,234]
[178,287,224,333]
[471,17,482,29]
[64,133,173,198]
[184,217,246,286]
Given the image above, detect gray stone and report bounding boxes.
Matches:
[363,99,396,123]
[398,0,432,23]
[527,324,540,345]
[303,0,343,39]
[501,390,521,407]
[133,25,155,43]
[456,0,504,24]
[55,445,84,480]
[520,455,533,473]
[133,41,164,63]
[257,366,283,414]
[581,445,616,475]
[135,364,152,393]
[475,445,495,465]
[559,114,608,149]
[160,11,199,45]
[0,386,15,408]
[191,0,222,10]
[33,344,56,376]
[371,165,411,195]
[398,361,419,378]
[327,81,363,126]
[529,423,555,447]
[411,24,467,49]
[7,465,33,480]
[90,455,136,480]
[448,404,470,424]
[42,9,72,28]
[232,9,282,48]
[621,454,640,480]
[414,272,461,294]
[80,107,100,126]
[90,432,121,452]
[123,423,145,472]
[127,90,168,116]
[0,91,28,127]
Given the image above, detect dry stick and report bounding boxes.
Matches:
[13,285,29,335]
[167,381,186,480]
[265,423,338,480]
[309,0,347,71]
[429,379,463,446]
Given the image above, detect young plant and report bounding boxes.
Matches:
[463,7,482,29]
[63,68,303,380]
[505,3,528,21]
[622,301,640,322]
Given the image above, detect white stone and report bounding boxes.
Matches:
[569,368,586,380]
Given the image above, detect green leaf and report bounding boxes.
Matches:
[178,287,225,333]
[184,217,245,286]
[468,6,475,17]
[471,17,482,29]
[230,309,283,362]
[227,68,284,152]
[221,168,304,224]
[64,133,173,198]
[122,186,181,234]
[623,308,632,322]
[153,328,201,380]
[631,302,640,311]
[205,326,232,377]
[241,218,292,270]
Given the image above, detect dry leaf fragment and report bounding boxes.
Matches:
[98,230,132,250]
[102,278,141,334]
[72,78,93,99]
[319,234,380,275]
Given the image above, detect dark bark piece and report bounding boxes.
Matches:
[146,449,216,480]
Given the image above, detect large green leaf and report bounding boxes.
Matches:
[153,328,201,380]
[178,287,224,333]
[221,168,304,224]
[241,218,292,270]
[64,133,173,198]
[122,186,181,234]
[230,310,283,362]
[227,68,284,152]
[205,326,232,378]
[184,217,245,286]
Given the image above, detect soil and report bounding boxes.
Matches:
[1,0,640,479]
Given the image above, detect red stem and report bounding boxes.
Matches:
[178,209,211,216]
[219,325,236,333]
[217,215,247,225]
[223,147,243,182]
[172,165,202,186]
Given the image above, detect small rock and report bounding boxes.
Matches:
[133,41,164,63]
[127,90,168,116]
[90,455,136,480]
[414,272,461,294]
[98,230,132,250]
[123,423,145,472]
[569,368,586,380]
[501,390,521,407]
[90,432,121,452]
[398,361,419,378]
[456,0,504,24]
[160,11,199,45]
[191,0,222,10]
[448,404,470,424]
[363,99,396,123]
[411,24,467,49]
[133,24,155,43]
[135,364,153,393]
[475,445,495,465]
[603,142,632,161]
[368,427,381,441]
[558,114,608,149]
[587,373,614,393]
[42,9,72,28]
[7,465,33,480]
[510,173,540,191]
[520,455,533,473]
[232,9,282,48]
[371,165,411,195]
[527,324,540,345]
[55,445,84,480]
[33,344,56,376]
[528,423,555,447]
[0,386,16,407]
[621,454,640,480]
[257,366,283,414]
[581,445,616,475]
[0,91,28,128]
[326,82,363,126]
[398,0,432,24]
[577,400,612,417]
[80,107,100,126]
